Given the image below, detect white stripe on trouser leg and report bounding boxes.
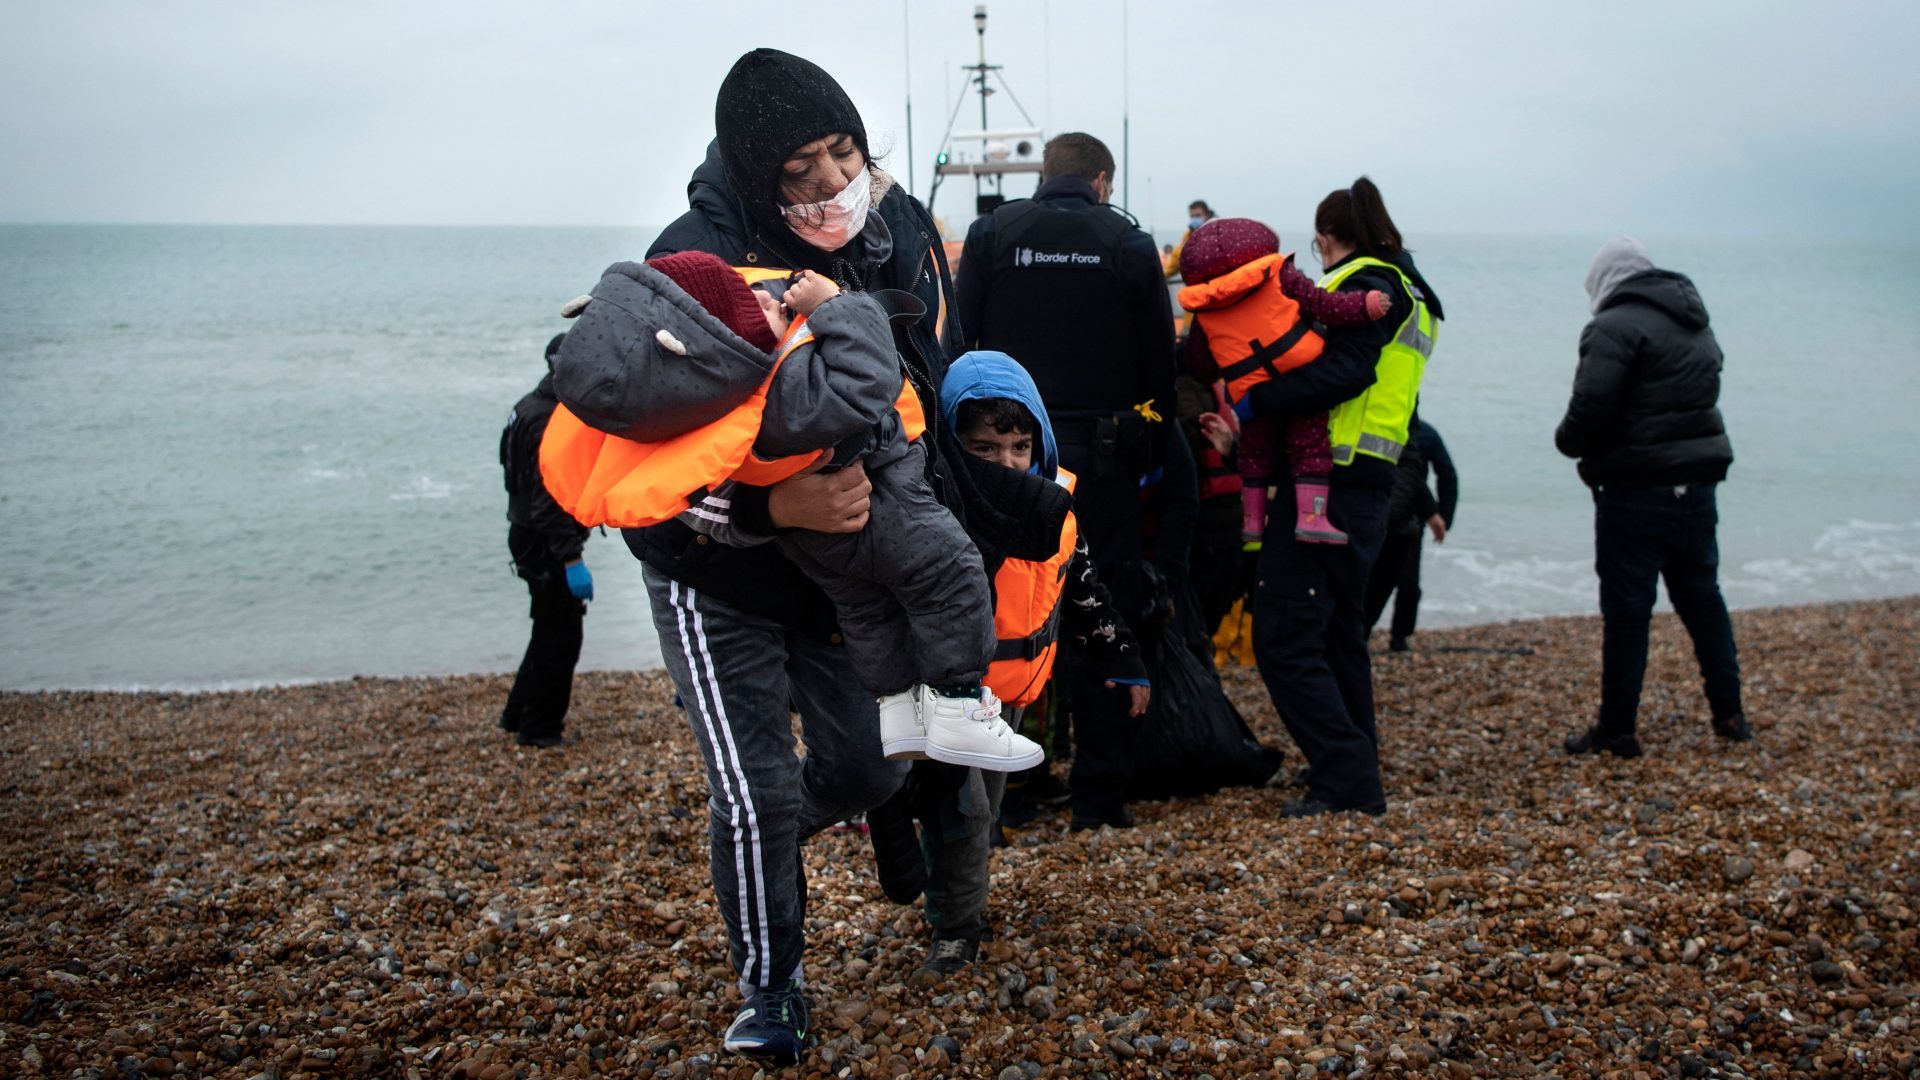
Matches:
[670,582,775,988]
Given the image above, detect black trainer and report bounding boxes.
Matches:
[1280,796,1386,819]
[866,787,926,904]
[723,979,810,1064]
[909,934,980,988]
[1388,635,1411,653]
[1711,713,1754,742]
[1563,724,1642,758]
[515,730,565,749]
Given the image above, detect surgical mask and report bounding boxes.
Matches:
[1189,215,1207,231]
[782,166,872,251]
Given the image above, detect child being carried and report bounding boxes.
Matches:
[545,250,1043,773]
[1176,219,1392,546]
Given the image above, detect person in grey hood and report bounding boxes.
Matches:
[1555,235,1753,758]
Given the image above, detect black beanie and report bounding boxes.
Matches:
[715,49,869,231]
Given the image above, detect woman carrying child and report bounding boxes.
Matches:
[558,50,984,1066]
[1237,178,1443,818]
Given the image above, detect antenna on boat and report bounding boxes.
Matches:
[927,3,1043,219]
[1121,0,1131,208]
[903,0,916,195]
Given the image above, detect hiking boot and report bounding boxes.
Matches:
[1711,713,1754,742]
[723,979,811,1065]
[1280,796,1386,818]
[1563,724,1642,758]
[515,731,565,749]
[1293,479,1348,545]
[1069,803,1135,832]
[878,689,927,760]
[910,934,981,988]
[920,686,1044,772]
[865,786,926,905]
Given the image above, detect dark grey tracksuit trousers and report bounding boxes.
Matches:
[646,568,910,994]
[917,714,1014,940]
[776,441,996,696]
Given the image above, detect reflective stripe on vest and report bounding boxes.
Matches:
[985,468,1079,708]
[1177,253,1325,404]
[1318,256,1435,466]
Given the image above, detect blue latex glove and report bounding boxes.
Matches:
[564,560,594,602]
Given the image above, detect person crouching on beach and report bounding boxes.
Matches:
[1177,218,1394,547]
[546,249,1044,774]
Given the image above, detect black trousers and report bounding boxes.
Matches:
[502,556,585,737]
[1594,483,1743,735]
[1055,438,1152,817]
[1363,528,1424,640]
[1250,477,1392,810]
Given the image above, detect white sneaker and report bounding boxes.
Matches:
[920,685,1044,772]
[878,690,927,760]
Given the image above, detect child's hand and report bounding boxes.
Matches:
[1364,290,1392,320]
[785,270,841,316]
[753,288,792,341]
[1196,412,1236,456]
[1107,681,1152,717]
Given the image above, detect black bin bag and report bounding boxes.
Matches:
[1128,585,1283,799]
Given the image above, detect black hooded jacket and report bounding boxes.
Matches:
[502,374,590,567]
[620,145,964,638]
[1555,269,1733,488]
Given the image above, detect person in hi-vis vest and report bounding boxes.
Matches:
[1242,177,1443,819]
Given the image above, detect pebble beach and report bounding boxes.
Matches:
[2,598,1916,1079]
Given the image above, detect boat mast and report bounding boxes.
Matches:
[927,3,1043,219]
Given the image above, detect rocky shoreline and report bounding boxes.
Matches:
[3,597,1916,1078]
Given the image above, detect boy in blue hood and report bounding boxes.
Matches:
[940,352,1151,810]
[903,351,1153,984]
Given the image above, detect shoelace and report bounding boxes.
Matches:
[932,938,972,963]
[763,987,806,1031]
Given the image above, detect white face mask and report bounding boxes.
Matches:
[782,166,872,251]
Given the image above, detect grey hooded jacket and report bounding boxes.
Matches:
[552,260,905,476]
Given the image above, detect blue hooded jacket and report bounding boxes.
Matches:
[938,350,1060,481]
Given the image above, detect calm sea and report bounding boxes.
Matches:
[1,225,1915,690]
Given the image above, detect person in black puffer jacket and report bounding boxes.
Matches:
[1556,236,1752,759]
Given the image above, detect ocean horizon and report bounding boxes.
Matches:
[2,224,1916,691]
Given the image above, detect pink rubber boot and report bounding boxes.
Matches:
[1241,484,1268,543]
[1293,479,1348,545]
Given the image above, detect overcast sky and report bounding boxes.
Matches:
[3,1,1915,238]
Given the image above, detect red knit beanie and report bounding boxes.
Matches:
[646,251,779,354]
[1178,218,1281,286]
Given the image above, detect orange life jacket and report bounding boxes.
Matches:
[538,266,926,529]
[1176,252,1324,404]
[985,468,1079,708]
